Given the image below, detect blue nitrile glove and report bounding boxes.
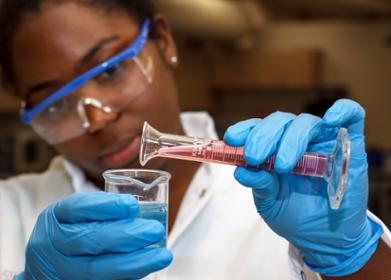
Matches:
[224,99,383,276]
[14,192,172,280]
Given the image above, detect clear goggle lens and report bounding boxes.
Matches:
[29,49,153,144]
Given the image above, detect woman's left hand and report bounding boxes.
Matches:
[224,99,383,276]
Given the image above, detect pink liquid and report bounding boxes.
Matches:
[159,140,328,177]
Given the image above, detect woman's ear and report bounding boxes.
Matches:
[153,14,178,67]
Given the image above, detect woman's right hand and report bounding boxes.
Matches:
[14,192,172,280]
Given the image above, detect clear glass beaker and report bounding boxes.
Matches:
[103,169,170,247]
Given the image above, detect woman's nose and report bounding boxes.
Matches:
[77,97,119,133]
[84,104,119,133]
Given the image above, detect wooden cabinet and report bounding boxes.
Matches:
[209,48,322,90]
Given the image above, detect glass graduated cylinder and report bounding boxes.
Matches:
[158,141,328,177]
[140,122,351,210]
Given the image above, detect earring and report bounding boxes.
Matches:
[170,56,178,64]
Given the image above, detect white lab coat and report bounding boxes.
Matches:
[0,112,389,280]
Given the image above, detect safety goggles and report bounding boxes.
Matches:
[20,19,153,144]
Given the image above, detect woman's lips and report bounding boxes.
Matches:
[102,136,141,168]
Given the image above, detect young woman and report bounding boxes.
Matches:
[0,0,390,279]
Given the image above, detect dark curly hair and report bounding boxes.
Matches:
[0,0,157,89]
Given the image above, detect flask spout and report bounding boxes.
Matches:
[139,122,162,166]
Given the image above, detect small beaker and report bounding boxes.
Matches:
[103,169,170,247]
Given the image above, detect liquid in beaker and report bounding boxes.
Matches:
[103,169,170,247]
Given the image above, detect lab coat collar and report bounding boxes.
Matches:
[167,163,218,248]
[63,160,101,193]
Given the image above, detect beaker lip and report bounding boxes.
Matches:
[102,168,171,180]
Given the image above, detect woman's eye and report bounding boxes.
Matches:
[43,98,69,117]
[104,65,119,77]
[97,63,122,82]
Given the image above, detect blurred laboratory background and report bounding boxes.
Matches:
[1,0,390,225]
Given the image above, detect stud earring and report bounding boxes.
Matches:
[170,56,178,64]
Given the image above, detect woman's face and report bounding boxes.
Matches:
[11,2,181,183]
